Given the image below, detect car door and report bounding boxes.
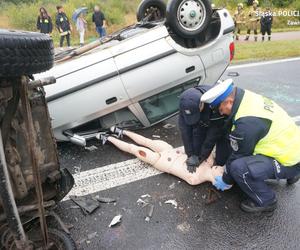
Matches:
[43,50,130,140]
[113,37,204,126]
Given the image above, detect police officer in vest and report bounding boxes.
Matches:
[179,86,231,173]
[201,79,300,213]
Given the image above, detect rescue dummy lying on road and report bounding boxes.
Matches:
[97,126,229,187]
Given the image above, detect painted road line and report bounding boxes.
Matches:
[63,158,161,201]
[64,118,300,200]
[228,57,300,70]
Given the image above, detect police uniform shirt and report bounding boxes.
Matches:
[222,88,271,184]
[179,85,225,160]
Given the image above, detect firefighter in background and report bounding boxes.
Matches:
[245,0,260,42]
[261,7,273,41]
[234,3,245,41]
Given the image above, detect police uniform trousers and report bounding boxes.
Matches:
[261,23,271,36]
[226,155,300,206]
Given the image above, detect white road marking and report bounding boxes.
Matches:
[64,118,300,200]
[228,57,300,70]
[64,158,161,201]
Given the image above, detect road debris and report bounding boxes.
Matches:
[168,182,176,190]
[195,210,204,222]
[152,135,161,139]
[205,188,221,205]
[165,200,178,208]
[163,124,176,129]
[141,194,151,198]
[109,215,122,227]
[94,195,116,203]
[145,204,154,223]
[74,166,81,174]
[85,145,98,152]
[70,196,100,214]
[69,205,81,209]
[177,222,190,233]
[137,198,148,206]
[87,232,98,240]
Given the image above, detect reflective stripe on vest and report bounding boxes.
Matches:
[233,90,300,166]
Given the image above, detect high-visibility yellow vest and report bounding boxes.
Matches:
[233,90,300,166]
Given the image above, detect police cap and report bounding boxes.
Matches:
[179,88,202,125]
[201,79,234,108]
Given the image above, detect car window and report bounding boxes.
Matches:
[99,107,142,129]
[71,107,142,134]
[139,78,200,124]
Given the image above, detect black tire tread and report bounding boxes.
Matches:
[0,29,54,77]
[137,0,167,22]
[48,228,77,250]
[166,0,212,39]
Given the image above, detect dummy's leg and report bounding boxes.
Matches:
[110,126,173,152]
[106,136,160,165]
[99,134,221,186]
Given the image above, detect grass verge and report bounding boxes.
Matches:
[233,40,300,63]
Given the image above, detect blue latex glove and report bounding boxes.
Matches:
[214,176,232,191]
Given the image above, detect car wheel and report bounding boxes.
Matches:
[46,228,77,250]
[0,29,54,77]
[166,0,212,38]
[3,228,77,250]
[136,0,167,22]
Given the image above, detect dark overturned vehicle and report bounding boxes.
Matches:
[36,0,235,146]
[0,16,75,250]
[0,0,234,249]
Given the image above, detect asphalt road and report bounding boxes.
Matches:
[56,58,300,250]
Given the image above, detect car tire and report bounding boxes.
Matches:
[0,29,54,77]
[136,0,167,22]
[166,0,212,38]
[47,228,77,250]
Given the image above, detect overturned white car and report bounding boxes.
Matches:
[37,0,235,145]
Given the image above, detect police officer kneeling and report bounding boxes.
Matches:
[179,86,230,173]
[201,79,300,213]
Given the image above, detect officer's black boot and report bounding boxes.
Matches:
[268,36,271,41]
[244,35,249,41]
[262,36,265,42]
[254,36,257,42]
[287,174,300,185]
[240,198,277,213]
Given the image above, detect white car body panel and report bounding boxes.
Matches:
[36,9,235,141]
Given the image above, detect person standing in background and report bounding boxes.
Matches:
[37,7,53,35]
[261,7,273,41]
[76,13,87,46]
[233,3,245,41]
[92,5,107,38]
[244,0,260,42]
[56,5,72,48]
